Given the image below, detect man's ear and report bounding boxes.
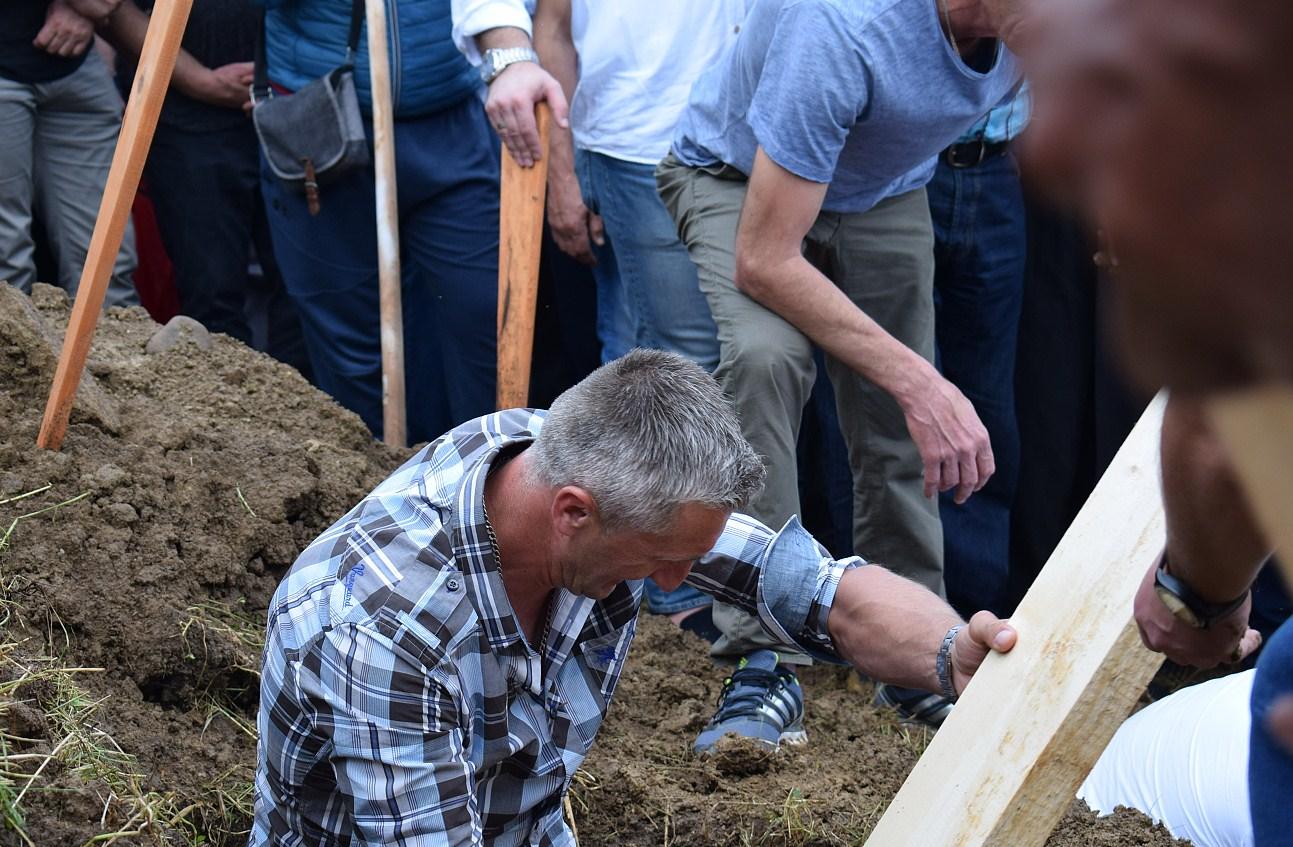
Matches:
[551,486,599,538]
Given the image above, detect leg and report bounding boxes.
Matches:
[575,149,636,363]
[1250,619,1293,845]
[1007,204,1098,609]
[929,155,1027,617]
[0,77,38,294]
[144,122,254,343]
[590,152,720,372]
[260,148,384,437]
[32,52,138,308]
[250,168,313,377]
[814,188,944,595]
[657,155,815,662]
[396,98,499,443]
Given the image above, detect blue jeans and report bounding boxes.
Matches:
[1251,619,1293,845]
[928,152,1026,618]
[577,149,718,613]
[576,149,720,371]
[261,97,499,444]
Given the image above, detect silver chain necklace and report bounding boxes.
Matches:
[940,0,960,55]
[484,497,554,651]
[483,499,503,566]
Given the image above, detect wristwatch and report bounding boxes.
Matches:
[1153,556,1249,629]
[480,47,540,85]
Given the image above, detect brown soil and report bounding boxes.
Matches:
[575,615,1187,847]
[0,285,1187,846]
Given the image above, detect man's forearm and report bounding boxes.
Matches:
[1161,394,1272,602]
[827,566,963,692]
[103,1,212,101]
[532,0,578,188]
[739,249,936,403]
[476,25,532,51]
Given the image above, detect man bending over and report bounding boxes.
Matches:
[251,349,1016,846]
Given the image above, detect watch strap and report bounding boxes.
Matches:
[481,47,540,84]
[1153,559,1248,629]
[936,624,965,701]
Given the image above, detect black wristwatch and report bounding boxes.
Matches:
[1153,557,1249,629]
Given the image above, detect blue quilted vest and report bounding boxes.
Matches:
[262,0,480,119]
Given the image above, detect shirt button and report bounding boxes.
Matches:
[446,578,460,591]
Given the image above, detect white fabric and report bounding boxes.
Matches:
[568,1,751,163]
[451,0,535,65]
[1078,671,1255,847]
[451,0,752,163]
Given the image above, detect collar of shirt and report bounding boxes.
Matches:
[445,434,597,697]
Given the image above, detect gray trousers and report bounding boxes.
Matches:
[0,52,137,307]
[657,154,943,664]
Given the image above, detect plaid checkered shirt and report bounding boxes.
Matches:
[252,410,863,846]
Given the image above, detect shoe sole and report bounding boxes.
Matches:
[779,728,808,746]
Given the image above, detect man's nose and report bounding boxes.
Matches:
[652,562,692,592]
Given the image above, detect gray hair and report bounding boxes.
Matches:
[529,349,765,533]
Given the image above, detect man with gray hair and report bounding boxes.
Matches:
[252,349,1017,846]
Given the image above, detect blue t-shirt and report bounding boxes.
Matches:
[672,0,1021,214]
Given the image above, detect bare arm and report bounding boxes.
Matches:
[828,566,1016,694]
[532,0,601,264]
[736,148,995,503]
[104,1,252,111]
[1133,393,1269,667]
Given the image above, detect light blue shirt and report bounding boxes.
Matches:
[956,83,1030,144]
[672,0,1022,214]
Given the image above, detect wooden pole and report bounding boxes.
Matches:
[1207,385,1293,587]
[36,0,193,451]
[365,0,406,448]
[864,393,1169,847]
[496,104,551,410]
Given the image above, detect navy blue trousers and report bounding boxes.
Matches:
[261,96,499,444]
[928,152,1027,617]
[1251,619,1293,845]
[148,120,310,374]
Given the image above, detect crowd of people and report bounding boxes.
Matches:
[3,0,1291,845]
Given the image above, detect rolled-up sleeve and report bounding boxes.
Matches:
[687,515,864,662]
[451,0,536,65]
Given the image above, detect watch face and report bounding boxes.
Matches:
[1154,584,1205,628]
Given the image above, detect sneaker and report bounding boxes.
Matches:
[693,650,806,754]
[873,682,954,728]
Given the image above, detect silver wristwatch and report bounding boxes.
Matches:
[480,47,540,84]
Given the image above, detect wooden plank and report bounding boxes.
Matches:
[496,103,551,410]
[1207,385,1293,587]
[36,0,193,451]
[365,0,406,448]
[865,393,1169,847]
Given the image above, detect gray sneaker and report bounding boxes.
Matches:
[873,682,954,728]
[694,650,806,754]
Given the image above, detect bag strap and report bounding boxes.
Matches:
[343,0,365,66]
[252,0,366,102]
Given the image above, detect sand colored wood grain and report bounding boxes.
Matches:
[37,0,194,451]
[496,104,551,410]
[865,393,1169,847]
[366,0,406,447]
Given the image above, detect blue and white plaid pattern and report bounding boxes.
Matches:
[252,410,862,846]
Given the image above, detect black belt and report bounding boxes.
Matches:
[941,139,1010,169]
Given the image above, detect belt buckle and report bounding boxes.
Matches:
[946,140,988,169]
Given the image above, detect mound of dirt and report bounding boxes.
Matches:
[0,285,1187,845]
[0,285,405,845]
